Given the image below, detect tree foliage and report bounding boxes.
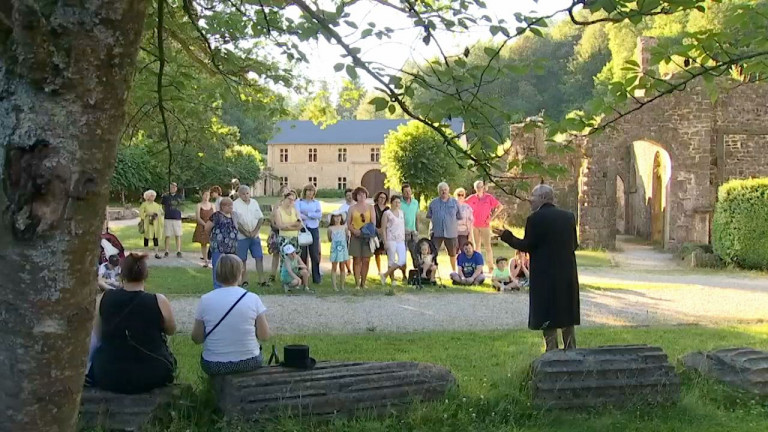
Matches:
[381,121,462,201]
[712,178,768,270]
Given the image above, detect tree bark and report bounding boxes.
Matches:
[0,1,147,430]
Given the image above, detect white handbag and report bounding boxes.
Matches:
[298,218,314,247]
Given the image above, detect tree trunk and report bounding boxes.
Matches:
[0,1,147,430]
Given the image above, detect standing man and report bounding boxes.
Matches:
[466,180,503,271]
[400,183,420,269]
[233,185,265,288]
[162,182,184,258]
[494,184,580,352]
[426,182,462,272]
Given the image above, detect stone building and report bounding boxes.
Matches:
[507,40,768,250]
[265,119,464,195]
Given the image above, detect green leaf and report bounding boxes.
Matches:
[483,46,497,57]
[369,97,389,111]
[333,63,345,72]
[345,64,358,80]
[388,104,396,115]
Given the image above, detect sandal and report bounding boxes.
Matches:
[155,254,162,259]
[203,263,209,268]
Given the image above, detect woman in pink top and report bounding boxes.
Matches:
[465,180,503,270]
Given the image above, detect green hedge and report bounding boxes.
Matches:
[315,188,346,199]
[712,178,768,269]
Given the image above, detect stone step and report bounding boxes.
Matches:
[683,347,768,394]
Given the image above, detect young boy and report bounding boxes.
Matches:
[97,255,122,291]
[491,257,514,291]
[280,244,310,293]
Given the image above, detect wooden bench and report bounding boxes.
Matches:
[79,384,190,431]
[211,361,456,420]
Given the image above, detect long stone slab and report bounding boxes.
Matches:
[531,345,680,409]
[683,347,768,394]
[211,361,456,420]
[79,384,189,431]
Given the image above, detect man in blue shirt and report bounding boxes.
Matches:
[161,182,184,258]
[451,241,486,286]
[427,182,461,272]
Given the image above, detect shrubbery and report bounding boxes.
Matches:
[315,188,346,199]
[712,178,768,269]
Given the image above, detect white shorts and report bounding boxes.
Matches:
[386,241,407,267]
[164,219,183,237]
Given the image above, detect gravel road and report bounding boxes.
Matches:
[169,278,768,334]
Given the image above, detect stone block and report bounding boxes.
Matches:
[682,348,768,394]
[79,384,189,431]
[212,361,456,420]
[531,345,680,409]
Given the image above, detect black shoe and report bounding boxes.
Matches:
[176,252,183,258]
[164,251,169,257]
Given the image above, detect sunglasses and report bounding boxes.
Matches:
[457,194,465,197]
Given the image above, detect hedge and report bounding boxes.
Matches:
[712,178,768,269]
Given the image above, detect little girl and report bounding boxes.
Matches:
[327,211,349,291]
[419,241,437,283]
[281,244,309,292]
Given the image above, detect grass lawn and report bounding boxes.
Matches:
[137,325,768,431]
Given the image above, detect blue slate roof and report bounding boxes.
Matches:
[267,119,464,145]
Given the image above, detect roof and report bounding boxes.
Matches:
[267,119,464,145]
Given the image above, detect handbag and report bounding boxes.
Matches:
[298,218,313,247]
[360,222,377,239]
[137,219,145,234]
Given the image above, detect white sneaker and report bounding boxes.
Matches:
[380,273,386,285]
[390,278,396,286]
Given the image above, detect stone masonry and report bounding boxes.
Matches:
[506,38,768,250]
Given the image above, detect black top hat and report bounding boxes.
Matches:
[282,345,316,370]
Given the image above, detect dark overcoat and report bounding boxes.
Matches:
[500,203,580,330]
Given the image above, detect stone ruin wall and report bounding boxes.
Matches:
[502,78,768,250]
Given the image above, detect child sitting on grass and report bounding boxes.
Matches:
[280,244,309,293]
[97,255,123,291]
[510,250,530,289]
[491,257,514,291]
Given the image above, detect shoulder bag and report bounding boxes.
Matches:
[204,290,249,340]
[297,215,314,247]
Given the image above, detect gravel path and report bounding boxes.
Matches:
[169,276,768,334]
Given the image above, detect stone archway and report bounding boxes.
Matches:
[361,169,387,196]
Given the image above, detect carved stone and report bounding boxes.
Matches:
[79,384,189,431]
[683,347,768,394]
[211,361,456,420]
[531,345,680,409]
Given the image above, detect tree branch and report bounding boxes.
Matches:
[157,0,174,188]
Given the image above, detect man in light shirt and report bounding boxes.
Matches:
[400,183,420,269]
[233,185,264,287]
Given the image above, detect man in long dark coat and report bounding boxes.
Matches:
[494,184,580,351]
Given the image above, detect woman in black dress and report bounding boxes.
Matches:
[90,253,177,394]
[373,191,390,279]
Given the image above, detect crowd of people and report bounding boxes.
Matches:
[88,182,580,397]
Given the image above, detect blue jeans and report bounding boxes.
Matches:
[300,227,322,284]
[211,250,223,289]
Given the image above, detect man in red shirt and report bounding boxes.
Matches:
[465,180,503,270]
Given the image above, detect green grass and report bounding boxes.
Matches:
[139,325,768,431]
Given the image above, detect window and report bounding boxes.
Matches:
[308,148,317,162]
[337,148,347,162]
[308,176,317,187]
[370,147,380,162]
[279,177,288,187]
[337,177,347,190]
[279,148,288,163]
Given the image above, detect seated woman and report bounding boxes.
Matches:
[90,253,177,394]
[192,254,271,376]
[510,250,530,289]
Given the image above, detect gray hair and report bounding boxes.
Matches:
[437,182,449,192]
[238,185,251,194]
[143,190,157,200]
[473,180,484,190]
[531,184,555,204]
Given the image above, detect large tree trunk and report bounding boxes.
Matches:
[0,1,147,430]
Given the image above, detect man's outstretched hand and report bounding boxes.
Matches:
[492,227,506,237]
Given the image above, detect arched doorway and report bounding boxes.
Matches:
[361,169,387,196]
[651,151,666,244]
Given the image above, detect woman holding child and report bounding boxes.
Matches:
[192,254,270,375]
[347,187,376,289]
[89,253,177,394]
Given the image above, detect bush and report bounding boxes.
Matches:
[712,178,768,269]
[315,188,346,199]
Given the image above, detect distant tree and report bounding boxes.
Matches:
[298,82,339,128]
[381,121,463,202]
[336,78,366,119]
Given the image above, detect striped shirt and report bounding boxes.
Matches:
[426,197,461,238]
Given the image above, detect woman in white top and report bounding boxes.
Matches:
[191,254,270,375]
[380,195,407,285]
